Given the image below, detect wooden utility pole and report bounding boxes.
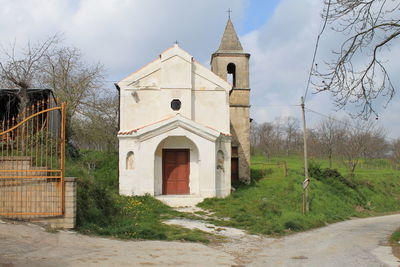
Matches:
[301,97,310,214]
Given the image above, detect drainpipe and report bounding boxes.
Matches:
[114,83,121,131]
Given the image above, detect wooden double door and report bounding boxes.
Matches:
[231,158,239,183]
[162,149,190,195]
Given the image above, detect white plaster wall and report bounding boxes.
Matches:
[118,45,230,135]
[120,88,193,131]
[119,138,139,195]
[193,90,230,133]
[161,55,191,89]
[215,137,231,197]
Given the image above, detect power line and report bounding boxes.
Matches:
[303,0,331,102]
[305,107,398,141]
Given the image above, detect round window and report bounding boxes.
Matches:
[171,99,181,111]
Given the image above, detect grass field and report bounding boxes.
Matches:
[199,154,400,235]
[65,150,400,240]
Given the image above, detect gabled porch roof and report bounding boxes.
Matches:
[118,114,230,142]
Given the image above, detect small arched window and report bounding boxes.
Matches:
[227,63,236,88]
[217,150,224,171]
[126,151,134,170]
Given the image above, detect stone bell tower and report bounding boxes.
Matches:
[211,17,251,184]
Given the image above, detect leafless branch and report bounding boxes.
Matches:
[314,0,400,118]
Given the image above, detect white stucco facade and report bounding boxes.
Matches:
[117,45,232,206]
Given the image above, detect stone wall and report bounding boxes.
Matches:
[35,177,77,229]
[0,177,77,229]
[230,107,251,184]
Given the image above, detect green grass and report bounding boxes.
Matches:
[199,154,400,235]
[391,229,400,243]
[66,150,400,240]
[65,150,210,243]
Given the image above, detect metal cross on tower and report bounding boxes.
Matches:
[226,8,232,19]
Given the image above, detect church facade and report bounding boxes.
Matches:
[117,18,250,206]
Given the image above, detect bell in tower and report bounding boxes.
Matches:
[211,16,251,184]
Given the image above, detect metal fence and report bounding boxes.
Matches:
[0,99,66,218]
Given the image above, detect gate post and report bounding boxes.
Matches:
[62,177,77,228]
[32,177,77,229]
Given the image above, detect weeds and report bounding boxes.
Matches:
[66,150,210,243]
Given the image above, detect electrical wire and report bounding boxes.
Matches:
[252,104,300,107]
[303,0,331,102]
[305,107,398,141]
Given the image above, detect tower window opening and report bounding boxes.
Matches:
[227,63,236,88]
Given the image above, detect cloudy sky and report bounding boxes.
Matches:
[1,0,399,138]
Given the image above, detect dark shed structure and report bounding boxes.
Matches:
[0,88,56,121]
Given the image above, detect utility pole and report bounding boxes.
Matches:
[301,97,310,214]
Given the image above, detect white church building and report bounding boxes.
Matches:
[116,18,250,206]
[117,44,232,206]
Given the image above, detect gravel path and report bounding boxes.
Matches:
[0,214,399,267]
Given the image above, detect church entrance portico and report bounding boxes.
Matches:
[118,114,231,206]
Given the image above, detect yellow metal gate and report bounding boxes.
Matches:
[0,99,66,218]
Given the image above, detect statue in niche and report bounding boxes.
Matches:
[217,150,224,171]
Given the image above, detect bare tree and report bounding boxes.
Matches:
[307,128,321,158]
[362,127,388,159]
[250,121,259,155]
[0,35,116,152]
[315,0,400,118]
[316,116,344,168]
[257,122,276,159]
[0,35,59,110]
[392,138,400,169]
[282,117,300,157]
[41,47,105,118]
[338,119,382,174]
[72,90,119,151]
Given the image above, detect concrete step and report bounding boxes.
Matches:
[0,156,33,169]
[155,195,204,207]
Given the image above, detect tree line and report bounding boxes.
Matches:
[0,35,118,152]
[2,32,400,164]
[251,116,400,173]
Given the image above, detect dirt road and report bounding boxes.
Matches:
[249,214,400,267]
[0,214,399,267]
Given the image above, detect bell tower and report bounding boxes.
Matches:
[211,17,251,184]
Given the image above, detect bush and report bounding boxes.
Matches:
[76,177,120,227]
[282,212,307,231]
[309,163,357,190]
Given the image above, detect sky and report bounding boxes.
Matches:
[1,0,399,139]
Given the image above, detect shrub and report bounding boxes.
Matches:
[282,212,307,231]
[76,177,120,227]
